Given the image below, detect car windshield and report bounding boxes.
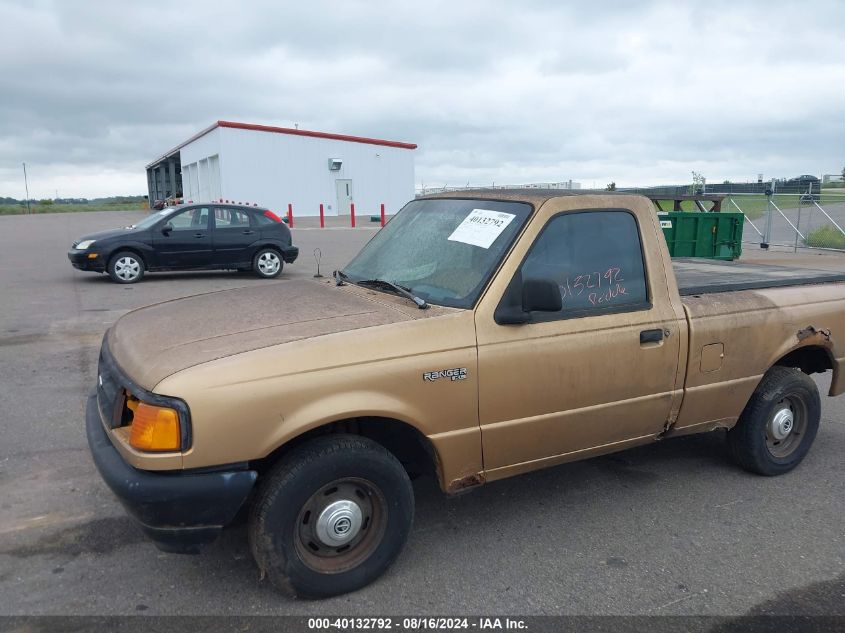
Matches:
[131,208,176,229]
[342,198,533,308]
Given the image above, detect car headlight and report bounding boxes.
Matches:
[76,239,96,250]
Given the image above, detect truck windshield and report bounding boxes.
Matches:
[342,198,533,308]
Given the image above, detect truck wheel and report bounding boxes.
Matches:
[249,435,414,599]
[107,251,145,284]
[727,366,820,476]
[253,248,283,278]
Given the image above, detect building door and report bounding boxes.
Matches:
[335,179,353,216]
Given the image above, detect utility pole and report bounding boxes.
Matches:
[22,162,31,214]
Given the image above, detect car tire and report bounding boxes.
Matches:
[248,435,414,599]
[107,251,145,284]
[253,248,283,279]
[727,366,820,476]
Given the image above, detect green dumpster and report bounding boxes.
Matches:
[658,212,744,260]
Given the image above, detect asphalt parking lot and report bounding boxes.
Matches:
[0,210,843,617]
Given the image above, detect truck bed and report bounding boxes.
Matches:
[673,258,845,296]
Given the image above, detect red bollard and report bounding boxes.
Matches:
[319,203,325,229]
[350,203,356,228]
[380,203,385,227]
[287,203,294,228]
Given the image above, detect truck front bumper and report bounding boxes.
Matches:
[85,393,257,554]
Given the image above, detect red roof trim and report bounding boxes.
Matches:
[147,120,417,169]
[216,120,417,149]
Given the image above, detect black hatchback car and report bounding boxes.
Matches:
[68,203,298,283]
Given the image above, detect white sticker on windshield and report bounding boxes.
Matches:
[447,209,516,249]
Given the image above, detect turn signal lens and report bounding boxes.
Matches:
[129,403,180,452]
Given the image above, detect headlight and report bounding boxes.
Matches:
[76,239,96,250]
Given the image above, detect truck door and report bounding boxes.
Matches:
[475,202,683,473]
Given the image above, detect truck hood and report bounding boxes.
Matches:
[107,279,454,389]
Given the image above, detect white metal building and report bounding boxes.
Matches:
[145,121,417,217]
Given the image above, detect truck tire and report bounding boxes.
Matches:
[727,366,820,476]
[253,247,283,278]
[248,435,414,598]
[107,251,145,284]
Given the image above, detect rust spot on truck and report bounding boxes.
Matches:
[797,326,831,343]
[446,472,486,494]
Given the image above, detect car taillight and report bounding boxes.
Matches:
[264,210,282,223]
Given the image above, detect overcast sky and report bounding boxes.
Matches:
[1,0,843,198]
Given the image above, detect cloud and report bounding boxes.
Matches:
[0,0,843,198]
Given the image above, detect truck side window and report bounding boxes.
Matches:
[521,210,649,315]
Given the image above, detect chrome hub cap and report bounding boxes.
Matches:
[766,396,807,459]
[315,499,363,547]
[257,252,280,275]
[770,408,794,440]
[115,257,140,281]
[295,478,388,573]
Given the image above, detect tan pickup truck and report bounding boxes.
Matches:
[86,190,845,598]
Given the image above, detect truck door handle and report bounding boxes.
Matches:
[640,329,664,344]
[193,233,206,238]
[242,230,254,235]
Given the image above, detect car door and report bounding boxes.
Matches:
[475,201,683,475]
[211,207,256,267]
[152,206,212,269]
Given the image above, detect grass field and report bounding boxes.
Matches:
[0,201,147,215]
[804,225,845,249]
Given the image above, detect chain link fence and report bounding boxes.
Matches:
[724,192,845,251]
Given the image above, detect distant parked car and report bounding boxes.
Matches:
[68,203,298,283]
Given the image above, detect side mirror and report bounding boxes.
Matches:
[522,278,563,312]
[495,277,562,325]
[161,222,173,235]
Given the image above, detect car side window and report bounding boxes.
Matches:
[252,211,275,226]
[168,207,210,230]
[520,210,649,316]
[214,207,251,228]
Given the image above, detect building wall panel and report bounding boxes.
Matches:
[178,126,415,217]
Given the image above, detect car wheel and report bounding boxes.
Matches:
[727,366,820,476]
[107,251,145,284]
[253,248,283,278]
[249,435,414,599]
